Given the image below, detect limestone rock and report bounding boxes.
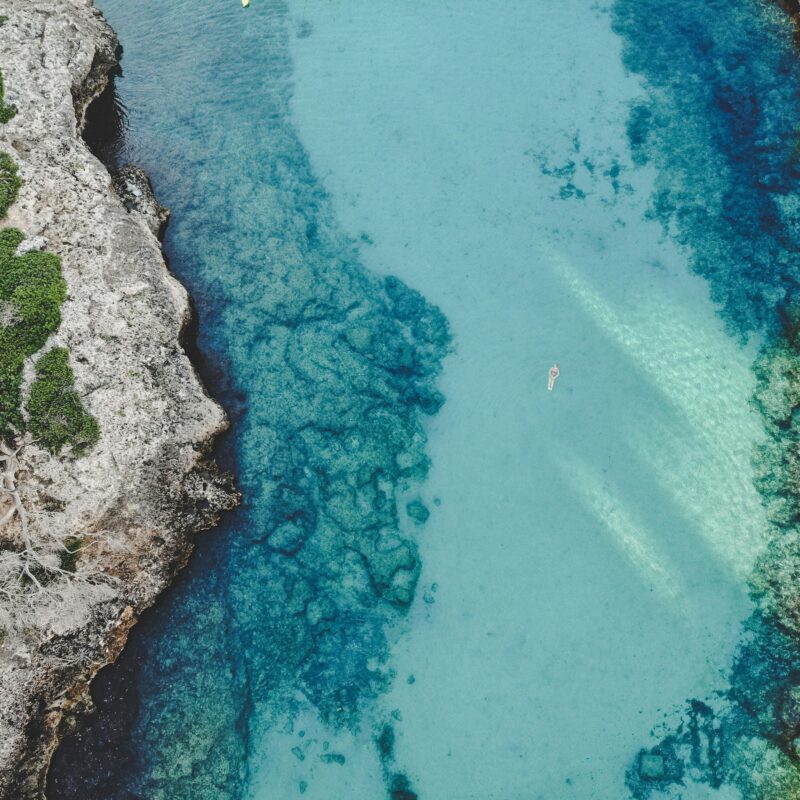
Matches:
[111,164,170,239]
[0,2,237,797]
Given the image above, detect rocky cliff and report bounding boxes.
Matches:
[0,1,235,797]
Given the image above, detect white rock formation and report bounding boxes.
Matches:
[0,2,236,796]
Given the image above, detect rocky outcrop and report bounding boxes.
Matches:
[110,165,170,239]
[0,2,236,797]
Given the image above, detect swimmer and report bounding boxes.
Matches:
[547,363,560,391]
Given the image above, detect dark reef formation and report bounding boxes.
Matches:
[615,0,800,337]
[47,3,450,799]
[611,0,800,795]
[534,0,800,795]
[49,216,449,800]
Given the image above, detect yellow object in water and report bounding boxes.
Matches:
[242,0,250,6]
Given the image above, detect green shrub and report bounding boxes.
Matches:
[0,230,99,454]
[0,152,20,218]
[0,68,16,124]
[0,71,99,459]
[26,347,100,455]
[0,229,67,436]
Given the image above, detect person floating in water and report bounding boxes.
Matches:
[547,363,560,391]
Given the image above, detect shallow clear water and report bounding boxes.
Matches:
[48,1,800,798]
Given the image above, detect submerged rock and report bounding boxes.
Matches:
[779,685,800,736]
[638,753,665,780]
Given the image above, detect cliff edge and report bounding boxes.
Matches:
[0,1,236,797]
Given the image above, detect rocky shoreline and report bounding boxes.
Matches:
[0,2,236,797]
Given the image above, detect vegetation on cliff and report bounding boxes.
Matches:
[0,228,99,454]
[1,43,22,230]
[0,58,17,124]
[0,152,19,218]
[0,59,100,599]
[0,19,113,656]
[0,84,15,124]
[0,229,65,437]
[26,348,100,455]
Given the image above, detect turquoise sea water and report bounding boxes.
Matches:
[47,1,800,798]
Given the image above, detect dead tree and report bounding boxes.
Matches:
[0,437,106,605]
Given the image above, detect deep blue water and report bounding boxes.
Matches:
[46,1,800,798]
